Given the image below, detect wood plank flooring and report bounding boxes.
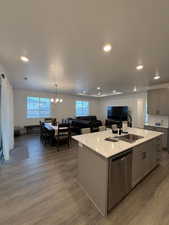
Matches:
[0,135,169,225]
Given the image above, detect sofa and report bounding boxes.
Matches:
[71,116,102,134]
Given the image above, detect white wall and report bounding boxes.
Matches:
[13,89,100,127]
[99,92,147,128]
[14,88,169,129]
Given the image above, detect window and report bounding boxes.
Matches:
[75,100,89,116]
[27,96,51,118]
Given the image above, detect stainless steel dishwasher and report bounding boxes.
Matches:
[108,149,132,211]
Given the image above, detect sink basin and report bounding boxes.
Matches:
[118,134,144,143]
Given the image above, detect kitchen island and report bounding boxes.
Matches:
[73,128,163,216]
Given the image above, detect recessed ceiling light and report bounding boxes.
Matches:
[97,86,101,90]
[20,56,29,62]
[136,64,144,70]
[103,44,112,52]
[154,75,160,80]
[133,86,137,92]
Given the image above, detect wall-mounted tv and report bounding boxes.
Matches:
[107,106,128,121]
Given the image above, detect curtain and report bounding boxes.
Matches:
[1,76,14,160]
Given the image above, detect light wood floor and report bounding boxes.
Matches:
[0,135,169,225]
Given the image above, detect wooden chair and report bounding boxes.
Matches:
[40,121,55,145]
[81,128,91,134]
[51,118,57,125]
[40,121,46,143]
[45,128,55,145]
[56,123,71,149]
[44,118,53,123]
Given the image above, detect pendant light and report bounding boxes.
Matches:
[51,84,63,104]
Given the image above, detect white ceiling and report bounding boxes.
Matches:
[0,0,169,96]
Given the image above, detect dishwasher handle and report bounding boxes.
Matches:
[111,149,132,161]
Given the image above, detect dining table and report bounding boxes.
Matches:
[44,123,68,135]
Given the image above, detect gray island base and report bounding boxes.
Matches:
[73,128,162,216]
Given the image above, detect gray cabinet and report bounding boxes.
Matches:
[132,138,161,187]
[144,125,169,151]
[147,88,169,115]
[159,89,169,115]
[147,89,161,115]
[146,139,159,171]
[132,144,146,187]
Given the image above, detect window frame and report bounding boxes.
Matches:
[75,100,90,117]
[26,96,51,119]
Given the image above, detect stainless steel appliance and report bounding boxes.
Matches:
[108,150,132,211]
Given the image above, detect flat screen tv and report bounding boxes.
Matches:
[107,106,128,121]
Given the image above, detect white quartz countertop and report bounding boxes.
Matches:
[144,123,169,129]
[72,128,163,158]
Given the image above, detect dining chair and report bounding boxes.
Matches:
[51,118,57,125]
[99,126,106,131]
[39,121,43,139]
[40,121,46,143]
[40,121,55,145]
[46,128,55,145]
[81,128,91,134]
[56,123,71,150]
[44,118,53,123]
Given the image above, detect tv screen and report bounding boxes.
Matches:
[107,106,128,121]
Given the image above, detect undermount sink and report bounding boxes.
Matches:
[118,134,144,143]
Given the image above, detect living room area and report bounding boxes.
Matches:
[1,0,169,224]
[13,86,168,154]
[11,84,146,162]
[13,86,145,136]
